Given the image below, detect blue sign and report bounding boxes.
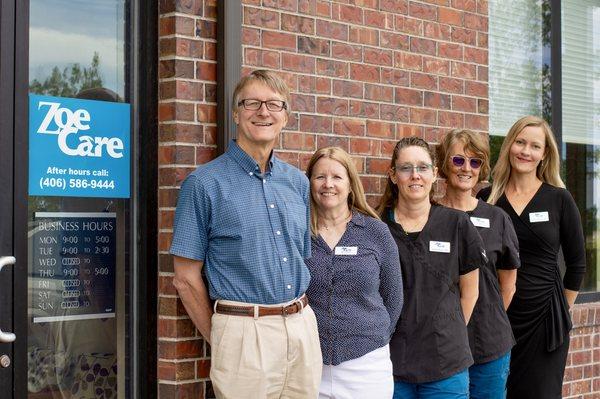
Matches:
[29,95,130,198]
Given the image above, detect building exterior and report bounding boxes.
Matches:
[0,0,598,398]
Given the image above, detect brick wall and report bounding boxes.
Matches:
[157,0,217,397]
[156,1,600,398]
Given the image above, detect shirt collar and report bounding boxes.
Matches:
[348,210,366,227]
[226,139,276,174]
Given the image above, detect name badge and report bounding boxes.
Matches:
[529,211,549,223]
[470,217,490,228]
[335,246,358,256]
[429,241,451,253]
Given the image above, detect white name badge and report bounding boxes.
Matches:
[470,217,490,228]
[529,211,549,223]
[335,246,358,256]
[429,241,451,253]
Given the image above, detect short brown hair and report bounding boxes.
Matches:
[437,129,490,183]
[232,69,291,115]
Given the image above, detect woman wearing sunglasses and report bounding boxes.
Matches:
[305,147,403,399]
[379,137,486,399]
[477,116,586,399]
[437,129,520,399]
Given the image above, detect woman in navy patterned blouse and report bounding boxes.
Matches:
[305,146,403,399]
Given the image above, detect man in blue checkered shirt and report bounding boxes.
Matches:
[170,70,322,399]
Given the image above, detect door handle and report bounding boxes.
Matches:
[0,256,16,343]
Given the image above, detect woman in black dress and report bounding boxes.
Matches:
[437,129,519,399]
[477,115,586,399]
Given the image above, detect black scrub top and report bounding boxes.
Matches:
[384,204,487,383]
[477,183,586,351]
[465,200,520,364]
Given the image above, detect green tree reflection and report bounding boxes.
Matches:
[29,52,103,96]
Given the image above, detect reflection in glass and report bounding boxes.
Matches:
[27,0,129,398]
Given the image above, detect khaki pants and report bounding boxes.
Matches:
[210,300,323,399]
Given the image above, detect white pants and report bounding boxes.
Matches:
[319,344,394,399]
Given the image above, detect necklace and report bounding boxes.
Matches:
[394,208,428,235]
[319,211,352,231]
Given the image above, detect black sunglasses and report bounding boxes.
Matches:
[451,155,483,169]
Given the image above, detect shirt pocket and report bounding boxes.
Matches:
[284,200,307,243]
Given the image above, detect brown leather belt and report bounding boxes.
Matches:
[215,295,308,318]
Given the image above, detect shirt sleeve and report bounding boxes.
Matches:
[302,176,312,259]
[458,213,486,275]
[476,185,491,201]
[560,189,586,290]
[498,210,520,270]
[170,174,210,261]
[375,223,403,338]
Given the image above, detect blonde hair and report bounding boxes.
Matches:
[377,136,437,215]
[232,69,291,115]
[306,147,379,235]
[487,115,564,205]
[437,129,490,183]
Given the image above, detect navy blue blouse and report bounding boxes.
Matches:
[305,211,404,366]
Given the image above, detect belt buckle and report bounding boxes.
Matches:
[282,303,293,318]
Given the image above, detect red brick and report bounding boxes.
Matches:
[317,59,348,78]
[380,31,410,51]
[331,43,363,62]
[196,147,216,164]
[157,360,196,381]
[158,296,187,317]
[381,68,410,86]
[411,72,437,90]
[572,350,593,365]
[316,19,348,41]
[478,32,488,47]
[196,61,216,81]
[291,93,316,113]
[282,132,316,150]
[262,31,296,51]
[477,0,488,15]
[349,26,379,46]
[364,48,393,66]
[282,53,315,73]
[276,151,300,167]
[452,95,477,112]
[477,99,488,114]
[298,36,330,56]
[397,124,424,139]
[394,15,423,35]
[196,104,217,123]
[205,42,217,60]
[161,0,203,15]
[410,108,437,125]
[262,0,297,11]
[350,138,377,155]
[359,175,381,193]
[452,27,477,45]
[245,49,280,69]
[317,97,349,115]
[409,2,437,21]
[158,318,197,339]
[159,59,194,79]
[317,135,350,151]
[438,42,463,60]
[464,47,487,64]
[333,80,363,98]
[410,37,437,56]
[159,145,195,165]
[300,115,333,133]
[171,37,204,58]
[395,52,422,71]
[366,158,392,174]
[315,0,331,17]
[365,83,394,102]
[464,114,487,130]
[197,19,216,39]
[438,7,463,26]
[395,88,423,106]
[158,382,204,398]
[380,0,408,14]
[424,92,451,109]
[452,0,477,11]
[366,120,395,138]
[452,61,477,79]
[464,12,487,31]
[242,27,260,46]
[336,4,363,24]
[364,9,390,29]
[465,81,487,97]
[350,100,380,118]
[197,359,211,378]
[244,7,279,28]
[281,13,315,34]
[159,123,203,143]
[350,64,380,83]
[423,57,450,75]
[333,118,366,136]
[381,104,410,122]
[439,110,465,127]
[423,21,452,40]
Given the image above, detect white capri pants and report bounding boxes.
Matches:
[319,344,394,399]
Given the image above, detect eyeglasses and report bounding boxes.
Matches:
[237,99,287,112]
[451,155,483,169]
[394,163,433,176]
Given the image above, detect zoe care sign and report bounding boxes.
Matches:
[29,95,130,198]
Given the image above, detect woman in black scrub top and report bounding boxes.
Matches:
[437,129,520,399]
[379,136,486,399]
[477,115,586,399]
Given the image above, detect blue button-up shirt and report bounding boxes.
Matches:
[170,140,312,304]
